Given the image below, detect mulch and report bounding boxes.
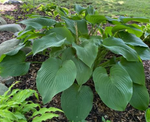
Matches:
[0,3,150,122]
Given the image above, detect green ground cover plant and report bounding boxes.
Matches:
[0,81,62,122]
[0,4,150,121]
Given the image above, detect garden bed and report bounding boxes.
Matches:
[0,3,150,122]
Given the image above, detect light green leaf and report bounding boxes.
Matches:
[19,17,56,30]
[145,108,150,122]
[13,112,26,120]
[129,84,149,110]
[73,40,98,68]
[93,64,133,111]
[36,58,76,104]
[134,46,150,60]
[102,37,139,61]
[32,107,62,117]
[32,113,59,122]
[11,89,36,102]
[86,14,106,24]
[120,59,145,85]
[32,33,65,55]
[118,31,148,47]
[0,51,30,77]
[61,84,93,121]
[46,27,75,44]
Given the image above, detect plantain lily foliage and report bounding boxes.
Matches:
[0,4,150,121]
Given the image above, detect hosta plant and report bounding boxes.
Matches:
[0,81,62,122]
[0,4,150,121]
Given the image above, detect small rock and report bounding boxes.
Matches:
[0,82,8,95]
[0,24,23,33]
[0,38,20,57]
[0,76,15,86]
[4,0,23,4]
[0,17,7,25]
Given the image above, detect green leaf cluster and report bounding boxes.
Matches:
[0,4,150,122]
[0,81,62,122]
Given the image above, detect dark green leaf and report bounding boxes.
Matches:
[62,17,88,36]
[62,47,92,85]
[130,84,149,110]
[73,40,98,68]
[112,24,143,37]
[93,64,133,111]
[134,46,150,60]
[36,58,76,104]
[120,59,145,85]
[119,16,149,23]
[118,31,148,47]
[61,84,93,121]
[74,4,85,14]
[19,17,56,30]
[0,51,30,77]
[102,37,139,61]
[32,33,65,55]
[46,27,75,44]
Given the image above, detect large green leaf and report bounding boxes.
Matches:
[118,31,148,47]
[0,24,23,33]
[36,58,76,104]
[74,4,85,14]
[134,46,150,60]
[0,38,24,58]
[73,40,98,68]
[129,84,149,110]
[46,27,75,44]
[119,16,149,23]
[32,33,65,55]
[19,17,56,30]
[61,84,93,121]
[62,47,92,85]
[112,24,143,37]
[120,59,145,85]
[0,51,30,77]
[86,14,106,24]
[62,17,88,36]
[93,64,133,111]
[102,37,139,61]
[73,58,92,85]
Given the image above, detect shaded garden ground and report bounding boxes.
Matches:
[0,3,150,122]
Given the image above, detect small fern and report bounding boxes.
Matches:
[0,81,62,122]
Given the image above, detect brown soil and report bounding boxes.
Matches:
[0,3,150,122]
